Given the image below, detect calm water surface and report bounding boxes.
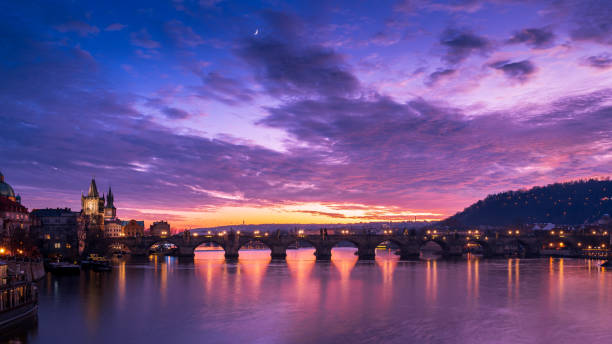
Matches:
[4,248,612,344]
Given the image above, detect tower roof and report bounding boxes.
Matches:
[0,170,16,199]
[88,178,99,197]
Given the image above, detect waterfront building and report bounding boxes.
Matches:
[0,171,32,256]
[30,208,80,259]
[104,219,124,238]
[122,220,145,237]
[149,221,170,237]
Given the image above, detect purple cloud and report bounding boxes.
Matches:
[194,72,255,105]
[164,20,204,47]
[131,29,160,49]
[425,68,457,86]
[54,21,99,36]
[105,23,127,32]
[439,28,492,64]
[507,27,555,49]
[488,60,536,82]
[584,53,612,69]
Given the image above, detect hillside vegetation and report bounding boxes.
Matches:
[445,178,612,227]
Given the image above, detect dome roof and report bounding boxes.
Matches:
[0,171,16,199]
[0,181,15,199]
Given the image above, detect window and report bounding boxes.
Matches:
[54,243,61,249]
[65,243,71,249]
[44,234,51,240]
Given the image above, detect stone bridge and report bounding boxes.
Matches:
[84,228,609,260]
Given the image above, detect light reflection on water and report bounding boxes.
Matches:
[3,249,612,344]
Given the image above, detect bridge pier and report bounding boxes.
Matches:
[314,245,332,261]
[442,244,464,258]
[397,244,420,260]
[270,245,287,260]
[177,245,196,257]
[356,246,376,260]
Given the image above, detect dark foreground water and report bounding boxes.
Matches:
[3,248,612,344]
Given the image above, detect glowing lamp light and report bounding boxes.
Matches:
[192,232,198,237]
[593,231,597,235]
[0,248,5,254]
[560,230,564,235]
[427,230,431,234]
[551,231,555,235]
[264,232,269,236]
[515,230,519,234]
[236,231,240,234]
[549,243,554,247]
[508,230,512,235]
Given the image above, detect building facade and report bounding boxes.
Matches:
[0,171,33,256]
[104,219,124,238]
[30,208,80,259]
[149,221,171,237]
[122,220,144,237]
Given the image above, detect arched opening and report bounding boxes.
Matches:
[286,238,316,261]
[375,240,400,260]
[420,241,444,260]
[464,241,486,259]
[540,240,574,257]
[107,243,131,257]
[238,239,271,260]
[149,242,178,256]
[331,240,358,261]
[194,241,225,260]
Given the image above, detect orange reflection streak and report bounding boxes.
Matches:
[332,248,358,303]
[117,260,126,306]
[507,259,512,300]
[425,259,438,303]
[467,258,472,298]
[514,258,519,299]
[474,258,479,299]
[376,254,397,304]
[558,258,564,299]
[287,249,316,303]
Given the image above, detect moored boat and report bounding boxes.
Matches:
[0,261,38,331]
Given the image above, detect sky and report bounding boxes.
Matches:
[1,0,612,229]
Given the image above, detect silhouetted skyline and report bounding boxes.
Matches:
[1,0,611,228]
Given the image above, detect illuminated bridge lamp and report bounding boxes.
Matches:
[549,243,554,247]
[236,231,240,234]
[433,230,437,234]
[602,244,606,248]
[427,230,431,234]
[192,232,198,237]
[593,231,597,235]
[264,232,269,236]
[474,230,479,234]
[560,230,564,235]
[508,230,512,235]
[468,230,472,234]
[578,242,582,247]
[515,230,520,234]
[0,248,4,254]
[551,231,555,235]
[423,236,427,240]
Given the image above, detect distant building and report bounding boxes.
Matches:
[104,219,124,238]
[149,221,170,238]
[30,208,80,259]
[0,171,32,255]
[122,220,144,237]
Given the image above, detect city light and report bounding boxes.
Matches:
[0,248,5,254]
[192,232,198,237]
[515,230,519,234]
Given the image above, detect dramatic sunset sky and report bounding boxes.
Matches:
[1,0,612,229]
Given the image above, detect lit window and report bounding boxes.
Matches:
[44,234,51,240]
[54,243,61,249]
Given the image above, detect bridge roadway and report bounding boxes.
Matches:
[90,229,610,260]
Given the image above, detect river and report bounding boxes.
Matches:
[3,248,612,344]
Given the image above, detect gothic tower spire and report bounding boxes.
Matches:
[88,178,99,197]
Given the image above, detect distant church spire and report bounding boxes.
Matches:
[106,186,114,208]
[88,178,99,197]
